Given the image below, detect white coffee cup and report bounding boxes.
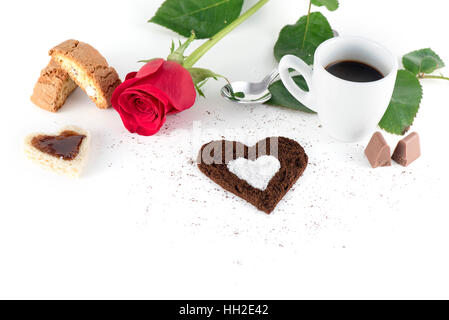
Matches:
[279,36,398,142]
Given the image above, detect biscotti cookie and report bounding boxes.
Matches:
[50,40,121,109]
[198,137,309,214]
[31,59,77,112]
[24,125,91,178]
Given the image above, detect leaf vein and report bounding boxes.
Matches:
[172,0,232,19]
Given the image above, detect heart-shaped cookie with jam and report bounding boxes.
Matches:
[197,137,308,214]
[24,125,90,178]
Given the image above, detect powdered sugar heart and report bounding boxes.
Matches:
[198,137,309,214]
[227,156,281,191]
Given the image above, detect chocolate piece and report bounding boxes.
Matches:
[365,132,391,168]
[392,132,421,167]
[197,137,308,214]
[31,130,86,161]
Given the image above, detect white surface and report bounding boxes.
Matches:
[279,36,398,141]
[228,156,281,191]
[0,0,448,300]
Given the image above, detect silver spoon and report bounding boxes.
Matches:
[221,69,279,104]
[221,30,339,105]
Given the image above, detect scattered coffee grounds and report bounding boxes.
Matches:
[392,132,421,167]
[365,132,391,168]
[197,137,309,214]
[31,130,86,161]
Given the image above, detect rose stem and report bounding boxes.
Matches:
[302,0,312,49]
[183,0,271,68]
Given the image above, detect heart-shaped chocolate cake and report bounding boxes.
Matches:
[24,125,90,178]
[197,137,308,214]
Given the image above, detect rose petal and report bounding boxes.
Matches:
[125,72,138,81]
[116,107,139,134]
[112,77,142,112]
[116,87,168,136]
[127,85,170,107]
[139,61,196,112]
[135,103,166,136]
[136,59,165,78]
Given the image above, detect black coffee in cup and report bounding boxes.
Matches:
[325,60,384,83]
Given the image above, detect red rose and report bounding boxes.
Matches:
[112,59,196,136]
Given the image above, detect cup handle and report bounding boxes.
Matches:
[279,55,316,112]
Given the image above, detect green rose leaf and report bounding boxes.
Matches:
[138,58,163,63]
[402,48,445,75]
[274,12,334,65]
[311,0,339,11]
[266,76,315,113]
[188,67,226,84]
[379,70,423,135]
[188,67,226,97]
[149,0,244,39]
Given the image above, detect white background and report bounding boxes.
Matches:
[1,0,448,299]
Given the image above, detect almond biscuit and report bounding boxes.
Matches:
[31,59,77,112]
[50,39,121,109]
